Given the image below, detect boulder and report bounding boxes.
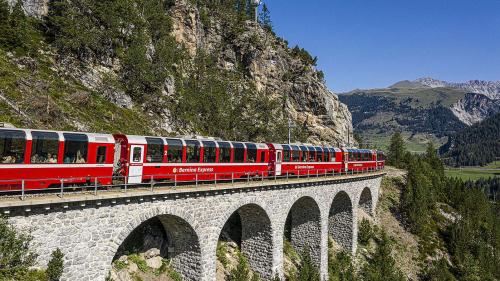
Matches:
[146,256,163,269]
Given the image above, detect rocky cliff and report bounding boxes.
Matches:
[1,0,353,145]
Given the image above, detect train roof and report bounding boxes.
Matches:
[0,127,114,143]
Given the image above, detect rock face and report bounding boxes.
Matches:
[415,78,500,125]
[169,0,353,145]
[450,93,500,126]
[7,0,48,18]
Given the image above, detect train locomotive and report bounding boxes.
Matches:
[0,127,385,191]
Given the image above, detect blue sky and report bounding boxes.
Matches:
[262,0,500,92]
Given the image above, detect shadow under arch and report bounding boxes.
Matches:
[359,187,373,216]
[112,214,201,281]
[218,203,273,280]
[328,191,354,252]
[284,196,322,268]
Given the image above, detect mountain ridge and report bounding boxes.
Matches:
[339,77,500,151]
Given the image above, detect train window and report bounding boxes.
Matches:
[0,130,25,164]
[146,138,164,163]
[233,142,245,163]
[132,147,142,162]
[218,142,231,163]
[316,148,323,162]
[283,145,291,162]
[377,152,385,161]
[63,133,88,164]
[202,141,217,163]
[291,146,300,162]
[330,149,336,162]
[96,146,107,164]
[246,143,257,163]
[300,146,308,162]
[308,148,316,162]
[31,131,59,164]
[185,140,200,163]
[166,139,183,163]
[260,151,266,163]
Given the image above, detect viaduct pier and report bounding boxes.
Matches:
[0,172,384,281]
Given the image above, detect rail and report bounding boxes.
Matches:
[0,167,385,201]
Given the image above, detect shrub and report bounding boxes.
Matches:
[229,252,259,281]
[46,248,64,281]
[128,254,148,272]
[295,249,320,281]
[358,218,373,245]
[0,215,38,279]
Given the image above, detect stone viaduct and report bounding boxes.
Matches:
[1,173,383,281]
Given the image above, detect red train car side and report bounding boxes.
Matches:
[113,135,270,183]
[0,128,115,190]
[267,143,344,176]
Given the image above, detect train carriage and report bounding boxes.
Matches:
[0,128,115,190]
[267,143,344,176]
[114,134,270,183]
[343,148,378,172]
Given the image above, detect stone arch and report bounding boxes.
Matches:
[284,196,322,268]
[359,187,373,216]
[219,203,274,280]
[110,209,202,281]
[329,191,354,252]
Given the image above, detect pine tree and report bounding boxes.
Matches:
[259,3,272,32]
[387,131,406,168]
[360,231,405,281]
[46,248,64,281]
[0,0,11,48]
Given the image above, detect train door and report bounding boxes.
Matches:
[275,150,282,176]
[128,145,144,183]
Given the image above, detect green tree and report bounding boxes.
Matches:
[358,218,373,245]
[387,131,406,168]
[401,158,435,234]
[0,216,38,279]
[46,248,64,281]
[424,258,456,281]
[328,251,355,281]
[295,249,320,281]
[259,3,272,32]
[360,231,405,281]
[229,252,259,281]
[0,0,11,47]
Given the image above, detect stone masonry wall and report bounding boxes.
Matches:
[289,197,322,268]
[6,176,382,281]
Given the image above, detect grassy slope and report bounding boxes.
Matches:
[444,165,500,181]
[345,86,468,108]
[0,49,155,134]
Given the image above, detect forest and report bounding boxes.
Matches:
[440,113,500,166]
[387,132,499,281]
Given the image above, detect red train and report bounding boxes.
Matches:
[0,128,385,191]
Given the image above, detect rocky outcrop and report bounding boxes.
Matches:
[169,0,353,145]
[7,0,48,18]
[450,93,500,126]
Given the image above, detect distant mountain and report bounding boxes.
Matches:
[339,78,500,151]
[440,113,500,166]
[415,78,500,100]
